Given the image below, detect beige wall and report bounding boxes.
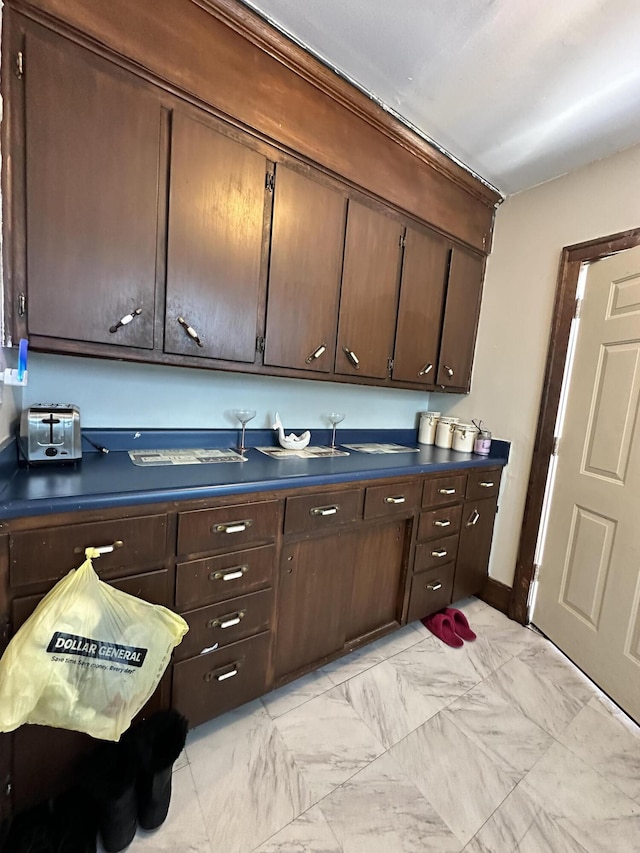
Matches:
[432,142,640,587]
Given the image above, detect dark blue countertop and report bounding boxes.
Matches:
[0,428,509,520]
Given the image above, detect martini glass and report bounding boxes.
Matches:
[327,412,345,449]
[233,409,256,455]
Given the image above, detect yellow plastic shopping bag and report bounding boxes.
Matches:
[0,549,188,741]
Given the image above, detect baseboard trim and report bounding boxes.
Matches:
[479,578,511,615]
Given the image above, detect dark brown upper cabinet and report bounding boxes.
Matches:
[263,166,347,373]
[436,246,486,391]
[392,227,450,386]
[335,201,403,380]
[23,30,162,350]
[9,14,491,394]
[164,111,270,364]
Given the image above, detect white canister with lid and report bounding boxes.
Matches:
[452,423,478,453]
[418,411,440,445]
[434,416,460,449]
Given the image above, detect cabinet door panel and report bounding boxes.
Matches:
[437,247,485,390]
[274,532,356,679]
[452,497,498,602]
[264,166,346,372]
[336,202,403,379]
[165,112,267,363]
[346,520,406,643]
[393,228,449,384]
[25,32,161,348]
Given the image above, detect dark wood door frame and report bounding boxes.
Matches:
[509,226,640,624]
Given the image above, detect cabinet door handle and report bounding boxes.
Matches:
[426,581,443,591]
[479,481,494,488]
[438,488,456,495]
[208,610,245,630]
[343,346,360,369]
[418,362,433,376]
[433,519,450,527]
[210,565,248,581]
[76,540,123,555]
[466,509,481,527]
[177,316,204,347]
[310,505,339,516]
[443,365,454,378]
[109,307,142,334]
[305,343,327,364]
[212,520,253,534]
[384,496,406,504]
[431,549,448,558]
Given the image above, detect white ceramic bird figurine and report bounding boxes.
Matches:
[272,412,311,450]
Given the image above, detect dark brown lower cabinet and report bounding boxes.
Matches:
[453,496,499,602]
[274,532,357,681]
[345,520,407,643]
[274,518,410,681]
[1,465,503,818]
[172,632,271,729]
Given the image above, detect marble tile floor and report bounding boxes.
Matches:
[111,598,640,853]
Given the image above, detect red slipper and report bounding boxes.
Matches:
[421,613,463,647]
[444,607,477,641]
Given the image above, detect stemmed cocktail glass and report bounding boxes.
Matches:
[327,412,345,450]
[233,409,256,455]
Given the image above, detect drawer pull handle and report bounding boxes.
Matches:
[426,581,443,591]
[443,365,454,378]
[310,505,339,516]
[384,496,406,504]
[208,610,245,630]
[431,549,448,558]
[305,343,327,363]
[433,519,450,528]
[479,481,494,488]
[466,509,481,527]
[438,488,456,495]
[210,566,248,582]
[76,540,123,556]
[418,362,433,377]
[205,666,239,683]
[212,520,253,534]
[217,668,238,682]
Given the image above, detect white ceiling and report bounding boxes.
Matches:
[242,0,640,195]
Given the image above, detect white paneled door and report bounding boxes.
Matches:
[533,245,640,721]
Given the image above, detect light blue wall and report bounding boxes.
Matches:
[24,352,436,431]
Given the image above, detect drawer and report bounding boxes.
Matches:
[177,500,281,556]
[175,544,275,610]
[284,488,362,535]
[175,588,273,662]
[417,504,463,541]
[414,534,459,574]
[11,568,172,633]
[10,515,168,587]
[172,631,270,729]
[422,473,467,509]
[406,565,454,622]
[363,480,420,520]
[465,467,502,501]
